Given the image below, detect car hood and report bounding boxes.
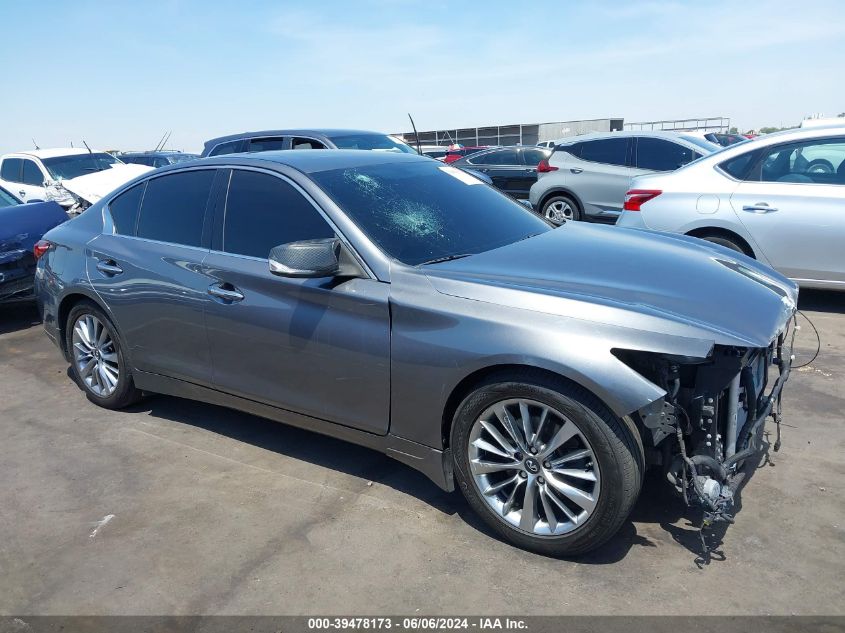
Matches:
[422,223,798,349]
[56,164,152,203]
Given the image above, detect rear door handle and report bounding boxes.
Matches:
[19,190,26,197]
[96,260,123,276]
[208,283,244,302]
[570,168,583,174]
[742,204,778,213]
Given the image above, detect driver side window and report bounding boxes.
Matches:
[222,170,335,259]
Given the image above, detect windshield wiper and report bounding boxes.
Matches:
[420,253,474,266]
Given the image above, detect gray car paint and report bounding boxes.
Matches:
[35,151,797,491]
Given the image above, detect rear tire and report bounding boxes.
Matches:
[451,373,643,556]
[541,194,581,224]
[65,300,142,409]
[698,233,752,257]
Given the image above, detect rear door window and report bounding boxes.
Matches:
[1,158,23,183]
[521,149,547,166]
[209,140,243,157]
[469,149,519,165]
[137,170,215,247]
[578,138,628,166]
[636,137,696,171]
[222,170,335,259]
[108,182,146,235]
[757,139,845,185]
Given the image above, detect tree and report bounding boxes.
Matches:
[729,127,738,134]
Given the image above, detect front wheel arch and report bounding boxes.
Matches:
[538,189,584,217]
[441,365,643,464]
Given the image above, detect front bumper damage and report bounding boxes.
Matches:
[627,316,796,528]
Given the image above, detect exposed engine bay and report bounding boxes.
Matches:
[622,318,796,530]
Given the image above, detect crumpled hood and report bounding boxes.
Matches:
[56,164,152,203]
[423,223,798,349]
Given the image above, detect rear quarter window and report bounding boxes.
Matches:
[108,182,146,235]
[136,170,215,247]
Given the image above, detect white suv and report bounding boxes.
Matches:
[0,149,150,212]
[528,131,718,224]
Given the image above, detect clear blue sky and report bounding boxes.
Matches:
[2,0,843,153]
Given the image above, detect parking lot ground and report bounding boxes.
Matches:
[1,291,843,616]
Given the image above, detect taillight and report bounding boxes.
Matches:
[33,239,51,260]
[623,189,662,211]
[537,159,558,173]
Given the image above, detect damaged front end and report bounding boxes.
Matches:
[617,320,796,528]
[44,182,89,215]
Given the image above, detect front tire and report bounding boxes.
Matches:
[66,300,141,409]
[451,375,642,556]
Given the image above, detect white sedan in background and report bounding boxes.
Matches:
[616,125,845,290]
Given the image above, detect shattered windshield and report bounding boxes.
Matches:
[310,160,551,265]
[41,153,123,180]
[329,134,417,154]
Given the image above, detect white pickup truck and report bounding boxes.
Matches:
[0,148,150,213]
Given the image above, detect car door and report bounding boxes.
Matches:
[729,137,845,283]
[518,148,549,198]
[202,167,391,434]
[566,137,633,218]
[0,157,46,201]
[86,168,220,384]
[465,148,524,196]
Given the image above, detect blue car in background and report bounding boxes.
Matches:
[0,185,67,303]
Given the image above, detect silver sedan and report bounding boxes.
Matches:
[617,125,845,290]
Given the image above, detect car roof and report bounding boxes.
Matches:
[120,150,198,157]
[557,130,712,143]
[200,148,430,174]
[3,148,96,159]
[204,129,392,147]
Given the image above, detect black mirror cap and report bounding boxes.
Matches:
[269,237,341,278]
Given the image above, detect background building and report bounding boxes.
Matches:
[398,116,731,147]
[398,118,624,147]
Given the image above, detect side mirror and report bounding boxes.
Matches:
[269,237,344,278]
[517,199,533,210]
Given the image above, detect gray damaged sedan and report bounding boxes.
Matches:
[34,151,797,555]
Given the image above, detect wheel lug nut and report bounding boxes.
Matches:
[543,461,550,469]
[519,471,527,478]
[514,452,522,460]
[529,446,538,455]
[538,476,545,485]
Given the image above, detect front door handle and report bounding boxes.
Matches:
[742,203,778,213]
[208,283,244,302]
[96,260,123,276]
[570,168,583,174]
[19,190,26,197]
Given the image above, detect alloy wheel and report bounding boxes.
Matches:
[72,314,120,397]
[544,200,573,225]
[467,398,600,536]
